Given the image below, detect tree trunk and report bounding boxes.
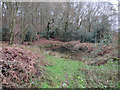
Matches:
[21,24,29,44]
[46,20,51,39]
[9,2,18,45]
[9,19,15,45]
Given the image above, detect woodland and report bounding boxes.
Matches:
[0,1,119,88]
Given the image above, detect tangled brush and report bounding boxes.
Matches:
[0,45,46,88]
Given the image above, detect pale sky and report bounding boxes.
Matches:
[109,0,118,7]
[107,0,118,10]
[1,0,119,10]
[109,0,118,5]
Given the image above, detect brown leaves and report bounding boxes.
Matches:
[0,45,45,88]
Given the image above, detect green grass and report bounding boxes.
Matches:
[36,54,118,88]
[28,45,118,88]
[24,43,119,88]
[40,54,87,88]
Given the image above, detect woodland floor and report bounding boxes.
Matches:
[0,38,119,88]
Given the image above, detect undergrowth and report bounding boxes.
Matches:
[21,44,119,88]
[31,54,119,88]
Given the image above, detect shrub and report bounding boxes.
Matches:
[39,22,112,43]
[2,27,10,41]
[40,28,48,38]
[24,27,36,42]
[0,28,2,41]
[99,34,113,46]
[60,31,71,42]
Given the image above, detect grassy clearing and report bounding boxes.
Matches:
[23,45,119,88]
[38,54,119,88]
[39,55,81,88]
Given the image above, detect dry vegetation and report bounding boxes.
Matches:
[0,38,119,88]
[0,43,47,88]
[0,1,119,88]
